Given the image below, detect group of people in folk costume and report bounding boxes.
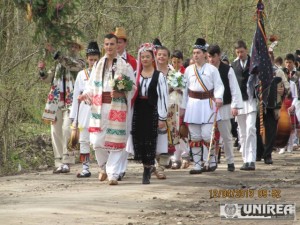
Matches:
[38,26,300,185]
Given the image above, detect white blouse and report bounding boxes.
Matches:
[70,69,91,119]
[139,72,168,120]
[181,63,224,124]
[290,80,298,106]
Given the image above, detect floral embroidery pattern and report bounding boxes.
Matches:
[167,104,180,146]
[93,94,102,106]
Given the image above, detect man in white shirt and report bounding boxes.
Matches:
[231,40,257,171]
[181,38,224,174]
[207,44,243,172]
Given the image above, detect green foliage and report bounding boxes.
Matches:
[13,0,83,46]
[0,133,54,176]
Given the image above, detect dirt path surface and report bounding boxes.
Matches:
[0,150,300,225]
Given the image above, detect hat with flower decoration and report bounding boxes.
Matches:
[194,38,209,52]
[86,41,100,56]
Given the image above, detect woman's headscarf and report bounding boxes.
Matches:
[131,43,158,107]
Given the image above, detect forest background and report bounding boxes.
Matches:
[0,0,299,175]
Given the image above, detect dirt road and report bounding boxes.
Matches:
[0,150,299,225]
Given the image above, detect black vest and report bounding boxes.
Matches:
[266,76,282,109]
[218,61,231,105]
[139,70,160,106]
[231,56,254,100]
[283,68,300,99]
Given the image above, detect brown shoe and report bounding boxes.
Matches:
[98,172,108,181]
[108,180,118,185]
[152,167,167,179]
[181,159,190,169]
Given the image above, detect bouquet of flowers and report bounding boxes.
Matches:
[109,74,134,91]
[167,70,186,89]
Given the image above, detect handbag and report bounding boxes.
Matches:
[68,102,80,151]
[179,122,189,139]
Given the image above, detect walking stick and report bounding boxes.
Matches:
[204,107,219,170]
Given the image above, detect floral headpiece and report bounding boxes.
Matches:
[131,43,158,107]
[138,43,157,54]
[136,43,158,73]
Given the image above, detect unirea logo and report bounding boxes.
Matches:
[220,203,296,220]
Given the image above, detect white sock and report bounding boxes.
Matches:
[63,164,69,169]
[83,162,89,172]
[191,147,202,170]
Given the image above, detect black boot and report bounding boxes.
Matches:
[227,163,235,172]
[142,167,151,184]
[240,163,249,170]
[264,156,273,164]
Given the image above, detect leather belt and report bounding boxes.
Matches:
[102,92,112,104]
[188,89,214,100]
[139,96,149,100]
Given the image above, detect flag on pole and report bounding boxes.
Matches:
[249,0,273,105]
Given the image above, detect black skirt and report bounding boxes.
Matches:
[132,98,158,165]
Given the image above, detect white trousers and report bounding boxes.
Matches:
[79,128,90,154]
[189,123,212,142]
[173,138,190,161]
[189,124,216,169]
[156,132,168,154]
[94,149,123,181]
[217,119,234,164]
[287,130,296,150]
[51,109,75,167]
[236,112,257,163]
[118,150,129,174]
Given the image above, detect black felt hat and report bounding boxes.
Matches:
[153,38,162,48]
[194,38,208,51]
[86,41,100,55]
[194,38,206,46]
